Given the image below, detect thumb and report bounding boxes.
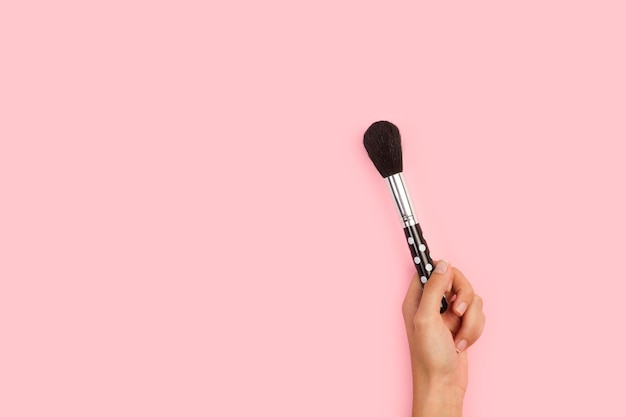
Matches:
[417,259,452,317]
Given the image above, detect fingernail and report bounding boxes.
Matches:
[434,259,449,274]
[456,339,467,352]
[455,302,468,316]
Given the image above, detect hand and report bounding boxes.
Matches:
[402,259,485,417]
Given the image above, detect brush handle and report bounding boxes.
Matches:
[404,224,448,313]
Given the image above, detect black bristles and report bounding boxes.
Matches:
[363,120,403,178]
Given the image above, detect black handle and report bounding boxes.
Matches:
[404,223,448,313]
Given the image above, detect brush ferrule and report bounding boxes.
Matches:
[386,173,418,227]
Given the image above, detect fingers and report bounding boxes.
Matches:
[417,259,453,318]
[402,274,423,323]
[450,267,475,317]
[403,259,486,353]
[453,295,486,352]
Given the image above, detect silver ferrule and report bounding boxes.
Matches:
[386,173,418,227]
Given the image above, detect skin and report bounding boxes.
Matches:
[402,259,486,417]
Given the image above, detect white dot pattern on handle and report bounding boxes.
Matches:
[425,263,433,272]
[420,276,427,284]
[418,244,426,252]
[407,237,414,245]
[414,256,420,264]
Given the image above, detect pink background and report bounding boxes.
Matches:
[1,1,625,416]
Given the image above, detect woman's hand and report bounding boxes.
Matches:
[402,259,485,417]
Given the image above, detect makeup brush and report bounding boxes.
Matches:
[363,120,448,313]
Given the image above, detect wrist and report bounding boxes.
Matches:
[412,379,465,417]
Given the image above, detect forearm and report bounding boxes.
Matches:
[412,381,465,417]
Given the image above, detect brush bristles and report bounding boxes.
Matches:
[363,120,403,178]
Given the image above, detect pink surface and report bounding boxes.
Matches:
[1,1,625,416]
